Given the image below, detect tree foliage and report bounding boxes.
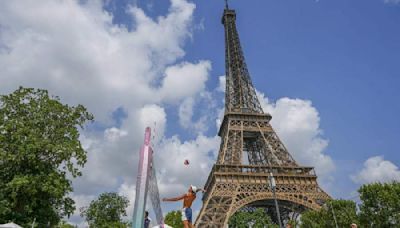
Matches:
[358,182,400,227]
[300,199,359,228]
[164,210,183,228]
[0,87,93,227]
[80,192,130,228]
[300,183,400,227]
[58,220,76,228]
[228,208,278,228]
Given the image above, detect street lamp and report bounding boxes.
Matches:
[248,221,255,228]
[269,172,283,228]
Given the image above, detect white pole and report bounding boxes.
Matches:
[31,218,36,228]
[329,201,339,228]
[269,172,283,228]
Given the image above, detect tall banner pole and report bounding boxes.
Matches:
[132,127,153,228]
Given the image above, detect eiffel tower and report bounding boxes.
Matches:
[195,2,331,227]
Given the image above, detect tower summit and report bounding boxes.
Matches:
[218,4,296,166]
[195,3,331,227]
[222,4,263,114]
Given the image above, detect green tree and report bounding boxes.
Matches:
[0,87,93,227]
[58,220,76,228]
[358,182,400,227]
[228,208,278,228]
[80,192,130,228]
[300,199,359,228]
[164,210,183,228]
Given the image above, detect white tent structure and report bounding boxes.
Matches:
[0,223,23,228]
[152,225,172,228]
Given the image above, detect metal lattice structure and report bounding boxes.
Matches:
[149,162,163,224]
[195,4,330,227]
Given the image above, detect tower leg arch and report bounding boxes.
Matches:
[230,192,321,217]
[196,170,331,227]
[229,198,307,226]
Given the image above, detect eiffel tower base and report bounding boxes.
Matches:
[195,165,330,227]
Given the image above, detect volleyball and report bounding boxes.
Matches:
[184,159,190,165]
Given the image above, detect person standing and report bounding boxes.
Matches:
[144,211,151,228]
[162,185,205,228]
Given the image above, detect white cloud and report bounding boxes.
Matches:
[138,104,167,145]
[71,104,167,197]
[215,107,224,130]
[351,156,400,184]
[384,0,400,4]
[258,92,335,181]
[0,0,214,226]
[178,91,216,133]
[118,182,137,219]
[178,97,195,129]
[160,61,211,102]
[69,193,95,226]
[155,135,220,197]
[104,127,128,142]
[0,0,204,123]
[217,75,226,92]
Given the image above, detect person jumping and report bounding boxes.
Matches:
[162,185,205,228]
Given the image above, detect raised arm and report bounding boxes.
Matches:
[162,194,186,202]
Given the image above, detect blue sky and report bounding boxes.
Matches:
[104,0,400,215]
[130,0,400,196]
[1,0,400,226]
[216,0,398,197]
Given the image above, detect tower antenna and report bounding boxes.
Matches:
[225,0,229,9]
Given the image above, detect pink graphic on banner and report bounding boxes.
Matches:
[132,127,164,228]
